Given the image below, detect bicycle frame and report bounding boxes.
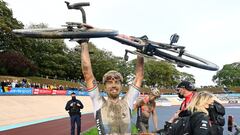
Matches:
[12,1,219,71]
[64,1,219,71]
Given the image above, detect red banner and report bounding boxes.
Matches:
[33,88,52,95]
[52,90,67,95]
[33,88,67,95]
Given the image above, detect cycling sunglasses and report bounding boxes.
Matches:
[105,75,122,82]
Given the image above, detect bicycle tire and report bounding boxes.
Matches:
[12,28,118,39]
[154,48,219,71]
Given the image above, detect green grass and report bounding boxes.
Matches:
[0,75,82,88]
[83,127,98,135]
[83,123,138,135]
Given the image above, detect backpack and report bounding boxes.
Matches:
[166,116,191,135]
[208,101,225,135]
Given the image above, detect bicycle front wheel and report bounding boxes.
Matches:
[12,27,118,39]
[154,48,219,71]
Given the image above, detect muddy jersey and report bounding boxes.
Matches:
[88,84,140,135]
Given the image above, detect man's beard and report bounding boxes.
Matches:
[108,92,119,99]
[178,93,184,99]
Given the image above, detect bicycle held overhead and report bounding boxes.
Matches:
[12,1,219,71]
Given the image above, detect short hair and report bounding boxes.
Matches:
[151,88,161,97]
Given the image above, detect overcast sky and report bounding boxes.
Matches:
[4,0,240,87]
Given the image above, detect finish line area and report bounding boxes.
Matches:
[0,95,239,134]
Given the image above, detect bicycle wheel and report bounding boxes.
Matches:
[154,48,219,71]
[12,27,118,39]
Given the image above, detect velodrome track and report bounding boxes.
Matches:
[0,96,95,134]
[0,95,180,134]
[0,113,95,135]
[1,94,239,134]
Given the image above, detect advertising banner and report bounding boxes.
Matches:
[52,90,67,95]
[79,91,89,96]
[0,88,32,95]
[66,90,80,95]
[33,88,52,95]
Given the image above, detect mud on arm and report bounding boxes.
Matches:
[80,42,95,89]
[133,56,144,88]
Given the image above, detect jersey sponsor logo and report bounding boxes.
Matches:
[200,120,208,130]
[96,118,103,135]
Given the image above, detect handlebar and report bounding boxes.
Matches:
[65,1,90,9]
[65,1,89,23]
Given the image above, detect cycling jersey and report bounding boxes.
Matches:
[88,84,140,135]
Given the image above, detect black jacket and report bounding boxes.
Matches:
[65,99,84,116]
[190,112,211,135]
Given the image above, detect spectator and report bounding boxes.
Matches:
[22,78,27,88]
[11,80,18,88]
[1,80,6,92]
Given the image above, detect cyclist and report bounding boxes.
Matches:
[79,40,144,135]
[134,88,161,133]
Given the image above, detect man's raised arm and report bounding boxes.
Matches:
[80,42,95,89]
[133,56,144,88]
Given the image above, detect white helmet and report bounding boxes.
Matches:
[151,88,161,97]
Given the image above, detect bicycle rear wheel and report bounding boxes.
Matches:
[12,27,118,39]
[154,48,219,71]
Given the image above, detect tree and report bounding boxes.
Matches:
[0,51,37,76]
[65,46,82,80]
[0,1,41,76]
[127,59,178,88]
[178,72,195,84]
[213,62,240,87]
[18,24,71,79]
[0,1,24,52]
[86,43,128,83]
[31,38,69,78]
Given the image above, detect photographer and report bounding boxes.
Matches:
[65,92,84,135]
[159,91,225,135]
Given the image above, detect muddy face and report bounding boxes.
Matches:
[105,79,122,99]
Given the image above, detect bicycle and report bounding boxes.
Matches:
[12,1,219,71]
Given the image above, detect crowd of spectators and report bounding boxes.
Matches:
[0,79,83,92]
